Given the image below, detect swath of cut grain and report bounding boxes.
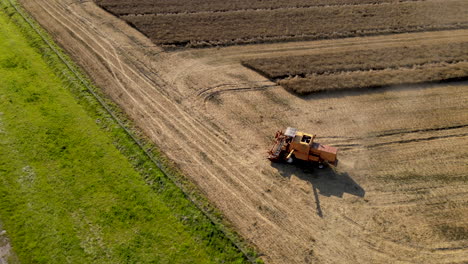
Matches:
[242,42,468,79]
[120,0,468,46]
[279,61,468,94]
[95,0,419,15]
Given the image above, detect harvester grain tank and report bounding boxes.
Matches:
[268,127,338,168]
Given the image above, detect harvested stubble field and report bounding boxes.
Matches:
[97,0,468,47]
[242,41,468,93]
[19,0,468,263]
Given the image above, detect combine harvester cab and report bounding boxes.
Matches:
[268,127,338,168]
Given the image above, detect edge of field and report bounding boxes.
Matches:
[0,0,262,263]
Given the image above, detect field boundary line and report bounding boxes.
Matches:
[4,0,260,262]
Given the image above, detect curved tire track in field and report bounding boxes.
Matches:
[197,82,277,102]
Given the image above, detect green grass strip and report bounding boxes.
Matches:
[0,3,249,263]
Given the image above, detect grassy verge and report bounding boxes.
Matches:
[0,1,253,263]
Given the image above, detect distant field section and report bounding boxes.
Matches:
[242,41,468,93]
[243,42,468,79]
[95,0,422,15]
[278,62,468,94]
[95,0,468,47]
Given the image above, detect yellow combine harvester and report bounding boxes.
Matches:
[268,127,338,168]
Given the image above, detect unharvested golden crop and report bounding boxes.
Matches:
[115,0,468,47]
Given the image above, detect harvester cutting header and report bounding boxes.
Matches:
[268,127,338,168]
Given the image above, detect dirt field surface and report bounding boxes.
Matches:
[19,0,468,263]
[97,0,468,47]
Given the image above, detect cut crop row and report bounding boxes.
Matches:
[95,0,420,15]
[120,0,468,47]
[242,42,468,79]
[279,62,468,94]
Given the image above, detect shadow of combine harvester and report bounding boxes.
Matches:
[272,161,365,218]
